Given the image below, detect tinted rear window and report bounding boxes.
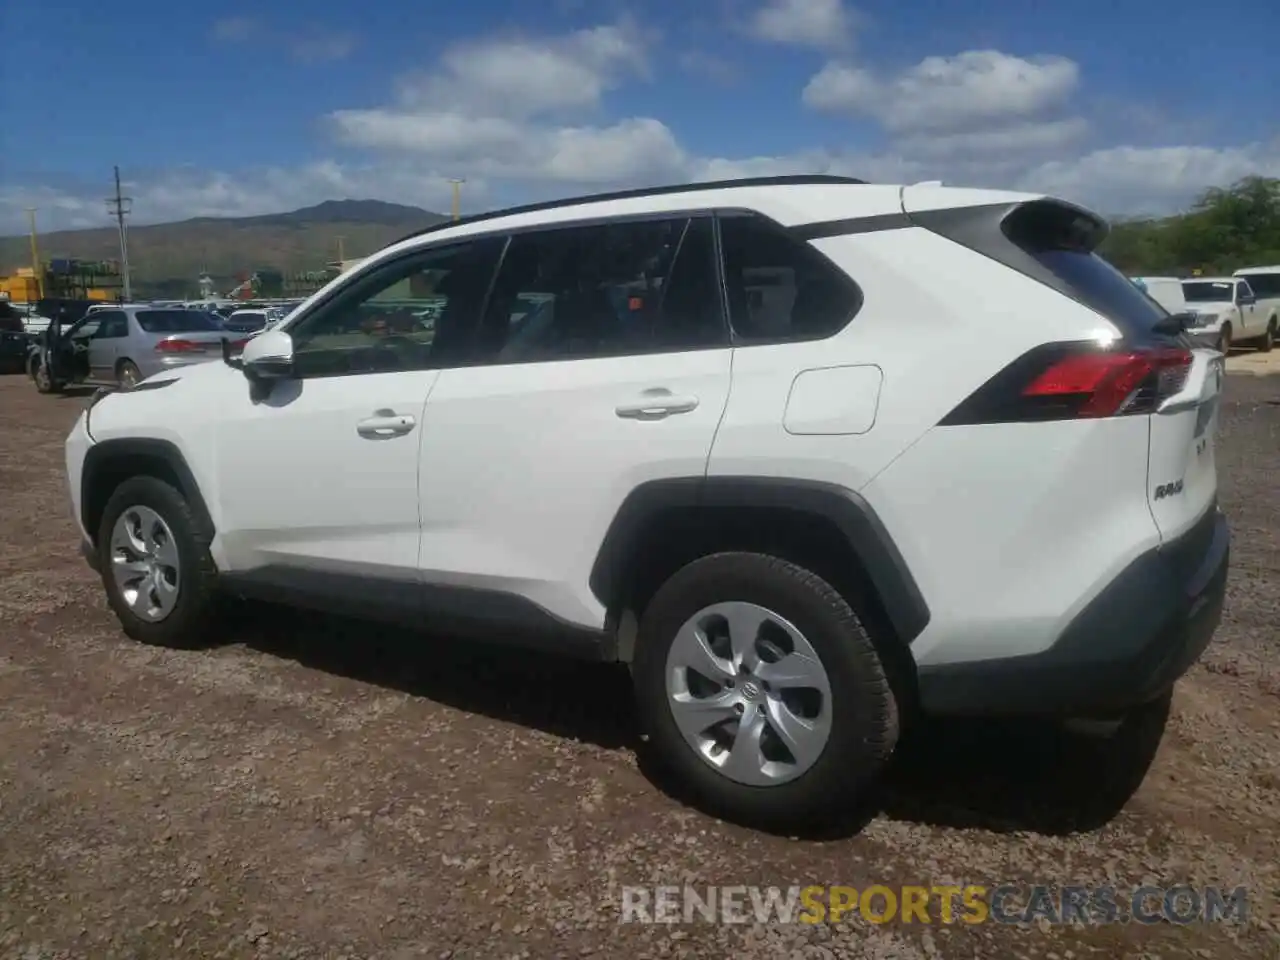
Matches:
[1026,249,1171,329]
[913,199,1174,339]
[135,310,223,333]
[1182,281,1235,303]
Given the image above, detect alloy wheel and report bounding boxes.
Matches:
[109,506,181,622]
[664,601,834,786]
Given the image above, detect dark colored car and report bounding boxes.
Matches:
[0,302,30,373]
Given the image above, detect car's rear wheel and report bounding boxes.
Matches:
[1259,320,1276,354]
[116,359,141,389]
[97,475,220,648]
[632,552,898,831]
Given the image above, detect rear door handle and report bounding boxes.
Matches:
[357,410,416,439]
[615,394,700,420]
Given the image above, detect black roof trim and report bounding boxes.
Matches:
[390,175,868,248]
[791,212,914,241]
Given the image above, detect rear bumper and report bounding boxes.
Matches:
[917,503,1229,718]
[1185,329,1222,350]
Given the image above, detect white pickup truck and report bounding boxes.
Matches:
[1180,275,1276,353]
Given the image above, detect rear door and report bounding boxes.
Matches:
[87,311,126,378]
[415,215,733,627]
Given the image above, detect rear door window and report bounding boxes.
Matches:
[475,216,727,364]
[135,310,224,333]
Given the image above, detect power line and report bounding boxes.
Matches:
[105,166,134,302]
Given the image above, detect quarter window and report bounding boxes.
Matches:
[474,216,727,364]
[718,214,862,342]
[288,237,505,377]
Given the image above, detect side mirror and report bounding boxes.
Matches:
[1238,292,1256,305]
[239,328,294,379]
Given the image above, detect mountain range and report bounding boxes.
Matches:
[0,199,449,295]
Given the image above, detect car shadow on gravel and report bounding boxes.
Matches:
[232,602,639,749]
[232,602,1166,840]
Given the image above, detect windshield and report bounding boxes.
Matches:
[1181,281,1235,303]
[135,309,223,333]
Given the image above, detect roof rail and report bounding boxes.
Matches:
[390,174,868,247]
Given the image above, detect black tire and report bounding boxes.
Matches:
[632,551,898,831]
[1218,323,1232,354]
[96,475,221,648]
[33,358,58,394]
[1259,320,1275,354]
[116,359,141,389]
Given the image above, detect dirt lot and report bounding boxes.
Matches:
[1,372,1277,960]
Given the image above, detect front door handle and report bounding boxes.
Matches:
[357,410,416,439]
[615,393,700,420]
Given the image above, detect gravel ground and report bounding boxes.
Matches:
[0,372,1277,960]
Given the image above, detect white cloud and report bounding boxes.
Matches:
[679,50,740,86]
[289,32,357,64]
[0,163,467,234]
[211,16,355,63]
[804,50,1080,133]
[894,118,1091,160]
[328,21,683,187]
[7,24,1279,235]
[394,22,650,120]
[212,16,256,42]
[1020,141,1280,217]
[747,0,856,50]
[7,138,1280,237]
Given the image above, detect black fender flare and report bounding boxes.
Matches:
[80,438,215,545]
[588,476,931,645]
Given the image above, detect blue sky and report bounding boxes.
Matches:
[2,0,1278,233]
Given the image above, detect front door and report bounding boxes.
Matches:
[210,236,507,612]
[416,215,734,628]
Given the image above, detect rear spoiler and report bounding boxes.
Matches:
[907,197,1110,256]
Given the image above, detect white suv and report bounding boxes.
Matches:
[65,175,1230,830]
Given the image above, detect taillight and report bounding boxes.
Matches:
[155,339,203,353]
[941,342,1193,425]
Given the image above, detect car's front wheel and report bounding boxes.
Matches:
[632,552,898,832]
[96,475,220,648]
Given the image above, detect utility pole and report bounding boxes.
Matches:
[448,178,465,221]
[25,208,42,299]
[105,166,133,302]
[336,235,345,265]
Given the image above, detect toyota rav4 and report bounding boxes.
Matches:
[65,175,1230,830]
